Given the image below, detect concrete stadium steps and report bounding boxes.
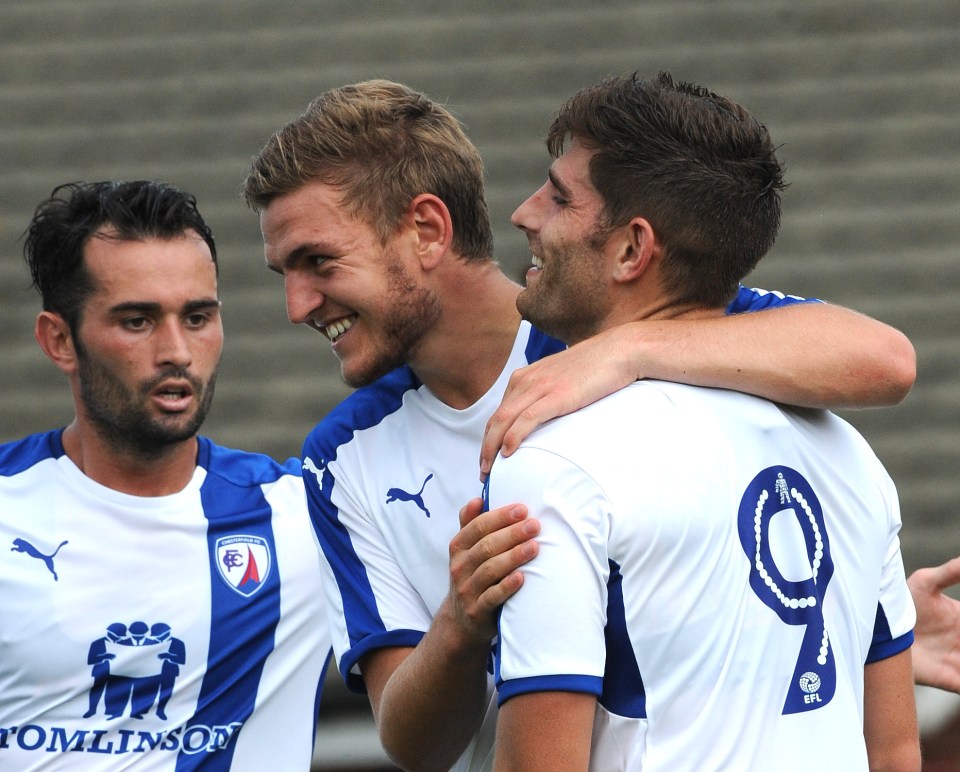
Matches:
[1,2,958,761]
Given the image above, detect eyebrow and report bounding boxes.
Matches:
[108,299,221,315]
[270,242,332,274]
[548,167,572,200]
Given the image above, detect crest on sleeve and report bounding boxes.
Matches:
[215,535,272,597]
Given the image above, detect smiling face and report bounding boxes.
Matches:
[510,141,616,345]
[260,181,441,387]
[71,230,223,456]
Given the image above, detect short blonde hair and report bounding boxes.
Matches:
[243,80,493,261]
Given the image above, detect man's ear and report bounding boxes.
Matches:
[613,216,658,283]
[35,311,79,375]
[407,193,452,271]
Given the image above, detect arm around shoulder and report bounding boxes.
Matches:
[628,301,915,409]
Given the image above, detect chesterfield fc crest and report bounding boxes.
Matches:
[215,535,271,597]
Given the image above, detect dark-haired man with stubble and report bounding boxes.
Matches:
[488,72,919,771]
[0,181,330,769]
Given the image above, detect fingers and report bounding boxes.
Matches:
[449,503,540,636]
[480,366,562,478]
[459,497,485,529]
[909,555,960,595]
[481,405,543,478]
[926,555,960,593]
[451,502,535,559]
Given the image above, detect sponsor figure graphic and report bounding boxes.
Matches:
[82,621,187,721]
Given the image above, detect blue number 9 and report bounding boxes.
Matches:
[737,466,835,714]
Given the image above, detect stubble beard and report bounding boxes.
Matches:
[77,350,217,460]
[517,238,608,346]
[341,262,442,388]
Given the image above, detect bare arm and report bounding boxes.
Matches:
[480,302,915,474]
[908,556,960,692]
[863,648,921,772]
[493,692,595,772]
[362,500,540,772]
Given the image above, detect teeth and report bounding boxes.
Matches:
[323,316,355,342]
[532,254,544,270]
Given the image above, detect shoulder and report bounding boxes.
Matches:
[0,429,64,476]
[198,437,303,488]
[303,365,421,457]
[523,381,754,459]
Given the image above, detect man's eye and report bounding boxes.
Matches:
[185,314,209,328]
[123,317,149,330]
[552,195,568,206]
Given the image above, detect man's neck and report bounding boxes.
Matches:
[408,264,523,409]
[61,422,199,497]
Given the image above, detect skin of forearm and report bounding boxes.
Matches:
[625,304,915,409]
[373,601,495,771]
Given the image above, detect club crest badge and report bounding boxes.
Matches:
[215,535,271,597]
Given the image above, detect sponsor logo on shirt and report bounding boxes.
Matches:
[0,621,245,760]
[82,621,185,721]
[0,721,243,756]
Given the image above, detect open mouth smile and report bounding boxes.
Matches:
[318,314,357,343]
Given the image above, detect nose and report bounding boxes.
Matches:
[511,182,547,233]
[284,271,325,325]
[156,318,192,369]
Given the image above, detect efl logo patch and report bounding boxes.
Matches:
[215,535,271,597]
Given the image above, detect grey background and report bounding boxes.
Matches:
[2,1,958,768]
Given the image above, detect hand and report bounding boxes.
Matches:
[446,498,540,643]
[907,555,960,693]
[480,328,637,478]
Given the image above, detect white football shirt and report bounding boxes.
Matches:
[307,288,817,772]
[0,431,331,770]
[488,381,915,771]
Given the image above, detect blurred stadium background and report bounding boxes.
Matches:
[1,1,957,768]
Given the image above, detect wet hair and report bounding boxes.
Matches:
[243,79,493,261]
[23,180,217,334]
[548,71,787,307]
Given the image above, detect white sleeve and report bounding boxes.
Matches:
[869,468,916,661]
[487,446,612,704]
[305,451,431,692]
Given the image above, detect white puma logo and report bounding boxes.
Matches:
[302,457,327,487]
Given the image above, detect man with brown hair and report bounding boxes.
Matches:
[488,71,918,771]
[244,79,915,771]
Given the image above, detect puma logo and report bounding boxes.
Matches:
[303,456,327,488]
[11,538,69,581]
[386,474,434,518]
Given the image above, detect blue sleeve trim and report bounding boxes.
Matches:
[339,629,425,693]
[866,630,914,664]
[496,674,602,706]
